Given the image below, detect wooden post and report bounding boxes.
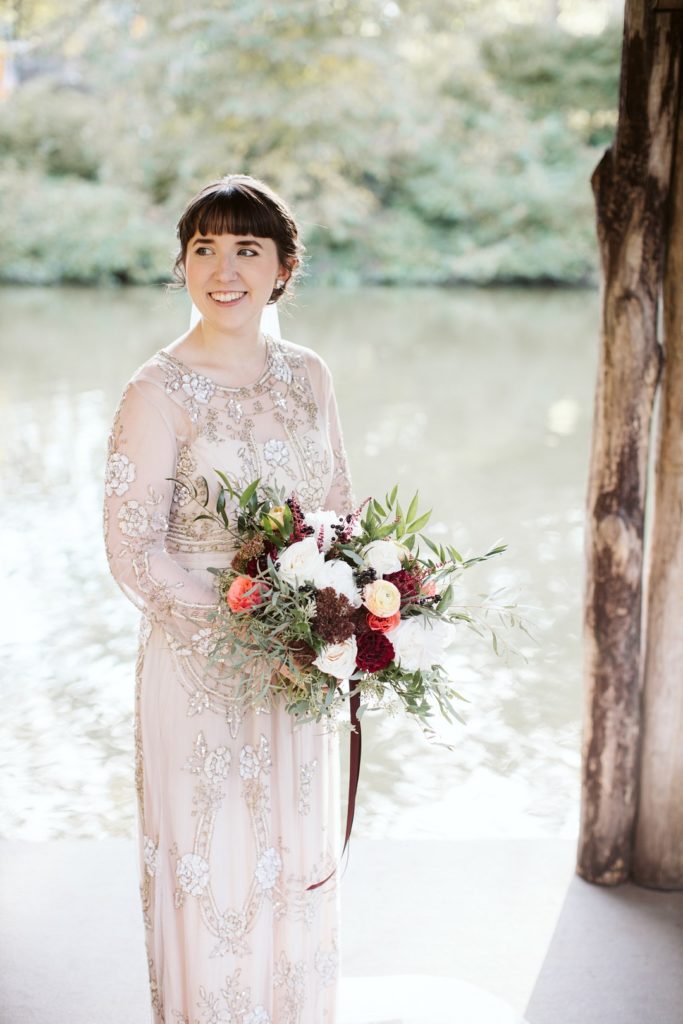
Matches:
[632,85,683,890]
[577,0,681,885]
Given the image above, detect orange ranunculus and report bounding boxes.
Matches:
[367,610,401,633]
[226,575,269,612]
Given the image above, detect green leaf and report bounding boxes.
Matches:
[436,582,454,613]
[407,509,432,533]
[389,483,398,505]
[406,489,420,525]
[422,535,441,557]
[239,478,261,508]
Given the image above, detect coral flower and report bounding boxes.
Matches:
[226,575,269,612]
[367,611,401,633]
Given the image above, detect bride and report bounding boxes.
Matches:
[104,171,528,1024]
[105,173,352,1023]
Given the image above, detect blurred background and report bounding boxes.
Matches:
[0,0,621,845]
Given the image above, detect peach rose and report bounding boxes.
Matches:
[420,579,438,597]
[362,579,401,618]
[261,505,288,531]
[367,611,401,633]
[226,575,269,612]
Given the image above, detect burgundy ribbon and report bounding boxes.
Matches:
[306,687,362,891]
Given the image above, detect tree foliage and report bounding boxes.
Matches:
[0,0,622,285]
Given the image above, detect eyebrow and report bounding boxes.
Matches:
[192,236,263,248]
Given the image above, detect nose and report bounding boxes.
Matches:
[214,252,240,282]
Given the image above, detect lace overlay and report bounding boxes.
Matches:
[103,334,353,1022]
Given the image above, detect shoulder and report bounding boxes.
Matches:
[275,336,333,393]
[112,350,191,438]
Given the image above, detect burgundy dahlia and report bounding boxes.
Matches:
[356,630,395,673]
[384,569,420,600]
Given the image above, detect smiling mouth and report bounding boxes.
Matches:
[209,291,247,305]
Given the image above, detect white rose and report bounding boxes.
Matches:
[314,558,362,608]
[361,538,410,576]
[277,536,325,588]
[390,616,452,673]
[304,509,344,553]
[313,635,358,680]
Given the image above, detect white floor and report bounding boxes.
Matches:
[339,975,529,1024]
[0,837,571,1024]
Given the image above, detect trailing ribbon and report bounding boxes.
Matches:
[306,687,362,891]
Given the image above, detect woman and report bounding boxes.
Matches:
[103,174,355,1023]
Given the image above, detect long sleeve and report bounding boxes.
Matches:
[103,378,221,647]
[319,360,356,517]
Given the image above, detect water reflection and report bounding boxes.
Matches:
[0,283,596,840]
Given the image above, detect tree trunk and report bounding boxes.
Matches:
[632,84,683,890]
[577,0,681,885]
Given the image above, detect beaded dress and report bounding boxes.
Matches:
[103,332,355,1024]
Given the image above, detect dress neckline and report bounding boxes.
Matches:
[157,333,275,392]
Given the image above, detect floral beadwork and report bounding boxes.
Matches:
[255,847,283,891]
[176,852,211,898]
[105,451,136,496]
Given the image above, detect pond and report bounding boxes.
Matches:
[0,282,596,841]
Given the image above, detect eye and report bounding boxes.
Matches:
[195,246,213,255]
[238,248,258,256]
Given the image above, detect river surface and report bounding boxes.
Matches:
[0,283,597,841]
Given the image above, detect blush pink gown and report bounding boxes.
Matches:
[103,333,355,1024]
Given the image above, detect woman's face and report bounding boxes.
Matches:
[184,229,288,328]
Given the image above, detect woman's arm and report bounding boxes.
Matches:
[319,359,356,517]
[103,378,220,647]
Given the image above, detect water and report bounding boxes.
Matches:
[0,283,596,841]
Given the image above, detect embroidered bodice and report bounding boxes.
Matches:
[103,333,355,651]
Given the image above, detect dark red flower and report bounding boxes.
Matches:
[356,630,395,673]
[384,569,420,600]
[246,540,279,577]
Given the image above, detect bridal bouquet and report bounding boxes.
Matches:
[177,472,519,738]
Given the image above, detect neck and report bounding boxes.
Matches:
[194,316,266,369]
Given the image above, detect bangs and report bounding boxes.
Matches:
[185,189,284,243]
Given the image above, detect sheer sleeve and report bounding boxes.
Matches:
[103,378,220,646]
[319,359,356,517]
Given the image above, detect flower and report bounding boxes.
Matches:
[226,576,269,612]
[390,616,452,672]
[204,747,231,781]
[313,635,358,679]
[261,505,288,531]
[181,371,215,405]
[255,847,282,890]
[244,1009,271,1024]
[361,538,410,576]
[105,451,136,496]
[313,587,356,643]
[143,835,159,877]
[276,536,325,588]
[384,568,420,601]
[313,558,362,607]
[356,630,395,672]
[263,438,290,467]
[117,499,149,537]
[303,509,344,553]
[231,535,265,574]
[367,610,401,633]
[176,852,210,896]
[362,579,402,618]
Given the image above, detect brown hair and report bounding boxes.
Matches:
[168,174,306,305]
